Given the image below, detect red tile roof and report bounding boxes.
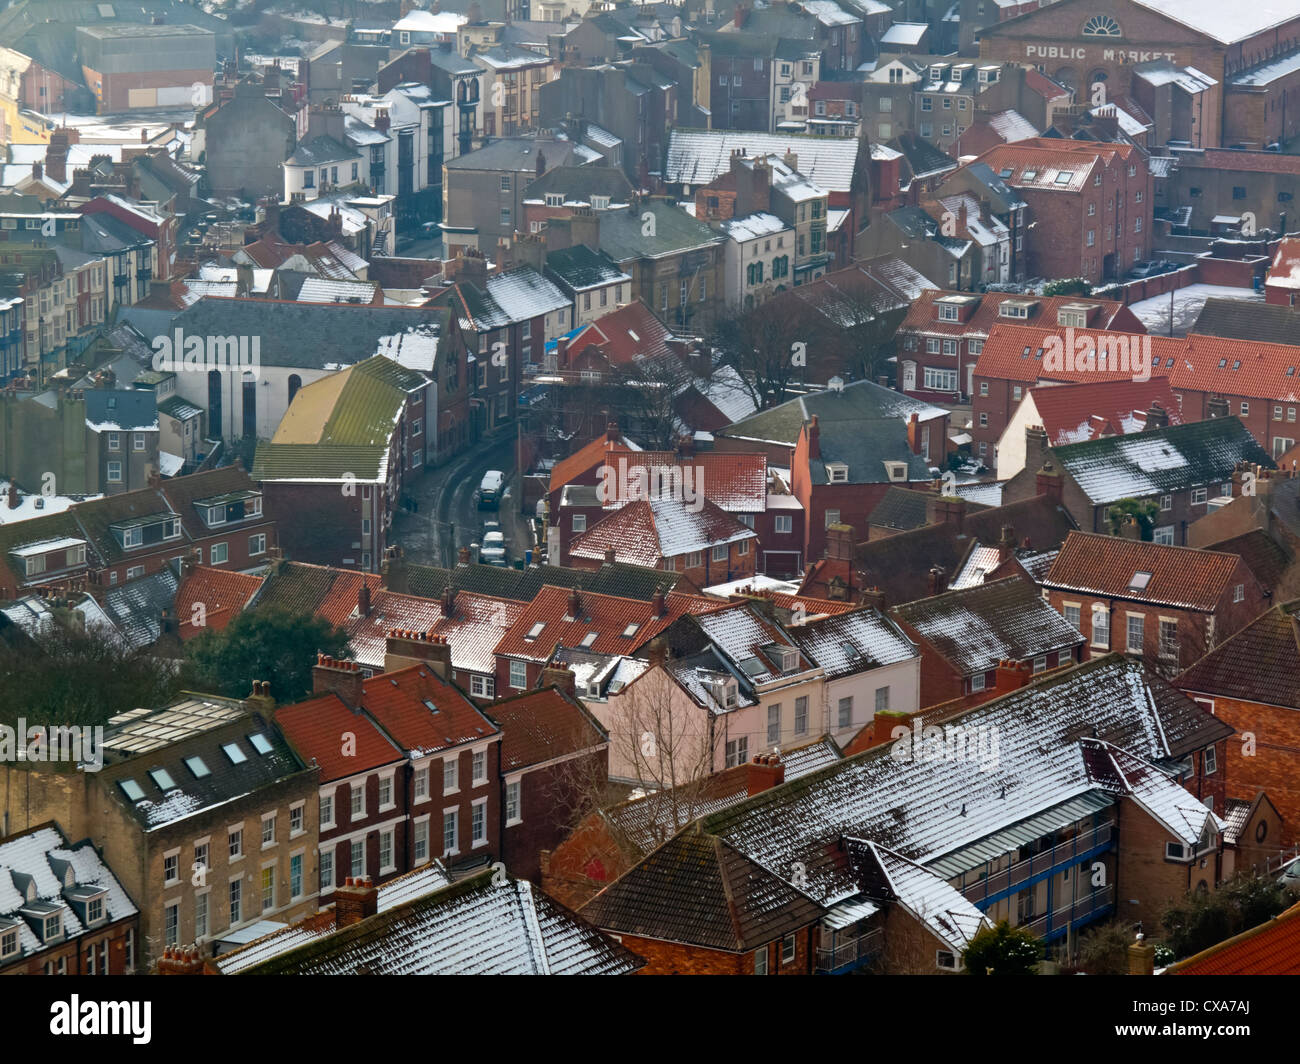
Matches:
[274,692,404,781]
[1170,901,1300,974]
[176,566,265,640]
[971,139,1137,192]
[486,686,608,772]
[1025,378,1183,445]
[976,322,1300,403]
[898,289,1135,339]
[345,587,525,672]
[1024,68,1071,101]
[360,662,500,757]
[552,444,768,512]
[566,300,672,367]
[495,584,718,663]
[1044,532,1247,611]
[1203,149,1300,176]
[549,432,620,494]
[570,497,756,568]
[1268,237,1300,290]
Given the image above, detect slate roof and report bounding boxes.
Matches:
[286,134,360,167]
[275,692,404,782]
[545,244,631,291]
[1200,529,1292,593]
[579,829,825,952]
[869,485,991,532]
[239,871,642,974]
[666,129,863,192]
[0,824,138,965]
[453,268,571,331]
[83,390,158,432]
[789,606,918,678]
[444,135,583,173]
[101,566,180,649]
[597,201,724,262]
[891,575,1084,676]
[98,702,306,831]
[397,560,684,602]
[166,298,446,371]
[1191,297,1300,347]
[484,686,608,772]
[1176,600,1300,710]
[695,655,1228,908]
[252,561,381,628]
[524,165,633,204]
[722,378,946,448]
[1048,418,1274,506]
[1044,532,1249,611]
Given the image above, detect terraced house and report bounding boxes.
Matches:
[579,655,1232,972]
[253,355,431,572]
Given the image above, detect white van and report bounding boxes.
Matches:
[478,469,505,509]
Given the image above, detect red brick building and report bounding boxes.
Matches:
[1043,531,1268,679]
[966,139,1152,283]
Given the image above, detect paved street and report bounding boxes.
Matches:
[391,433,529,568]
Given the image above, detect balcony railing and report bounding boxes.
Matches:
[1022,884,1115,939]
[815,928,883,973]
[959,818,1116,905]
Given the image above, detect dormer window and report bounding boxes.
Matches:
[207,506,226,526]
[197,491,262,528]
[827,463,849,483]
[938,304,958,321]
[0,925,17,960]
[545,193,564,206]
[779,648,799,673]
[1000,301,1032,319]
[86,897,103,924]
[883,461,908,482]
[41,912,62,943]
[591,195,610,210]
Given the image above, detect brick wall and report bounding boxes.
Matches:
[1114,793,1212,934]
[503,748,607,882]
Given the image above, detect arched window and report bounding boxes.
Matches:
[1082,15,1121,37]
[288,374,302,405]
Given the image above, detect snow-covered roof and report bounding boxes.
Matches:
[393,9,467,33]
[0,482,100,527]
[881,22,927,45]
[790,607,918,678]
[296,278,379,304]
[857,840,989,954]
[666,130,860,192]
[720,211,789,242]
[987,109,1038,143]
[1131,0,1296,46]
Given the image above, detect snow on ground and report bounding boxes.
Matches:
[1126,283,1261,337]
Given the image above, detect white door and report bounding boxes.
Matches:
[902,360,916,392]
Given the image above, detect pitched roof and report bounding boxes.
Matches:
[869,485,991,532]
[238,871,642,974]
[252,561,381,628]
[354,662,499,758]
[1176,600,1300,709]
[1200,529,1292,594]
[597,200,724,262]
[1047,418,1274,506]
[569,497,757,567]
[898,289,1133,339]
[398,559,685,602]
[485,685,608,772]
[345,587,524,673]
[972,138,1135,192]
[274,692,404,782]
[545,243,631,291]
[579,829,824,952]
[1045,532,1249,611]
[176,565,265,639]
[101,566,180,649]
[1169,900,1300,975]
[560,300,672,367]
[1191,297,1300,348]
[495,585,715,663]
[853,840,989,954]
[789,606,918,678]
[892,575,1084,675]
[1023,378,1183,445]
[665,128,863,192]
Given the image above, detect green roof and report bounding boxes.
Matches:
[597,201,724,262]
[252,443,389,483]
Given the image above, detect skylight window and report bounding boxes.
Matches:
[1054,171,1073,184]
[622,622,639,638]
[1129,571,1152,591]
[1218,359,1228,368]
[248,732,273,755]
[1232,360,1241,370]
[222,742,248,765]
[422,699,439,714]
[185,756,210,778]
[581,631,599,648]
[148,768,176,791]
[999,167,1013,178]
[119,779,145,801]
[1022,169,1037,181]
[526,621,545,640]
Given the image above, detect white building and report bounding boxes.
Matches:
[720,212,795,310]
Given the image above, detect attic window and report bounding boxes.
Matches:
[1022,169,1037,181]
[827,463,849,483]
[1129,571,1152,591]
[884,461,908,482]
[1054,171,1074,184]
[999,167,1013,178]
[581,631,599,648]
[185,755,210,778]
[1218,359,1228,368]
[422,699,440,714]
[1232,360,1241,370]
[621,622,639,638]
[248,732,273,755]
[148,768,176,791]
[119,779,145,801]
[526,621,546,640]
[222,742,248,765]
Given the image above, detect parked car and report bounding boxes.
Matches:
[478,470,505,509]
[480,531,507,566]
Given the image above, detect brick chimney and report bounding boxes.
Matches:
[906,412,922,455]
[993,658,1031,695]
[46,132,69,183]
[1119,514,1142,540]
[313,653,366,709]
[31,161,42,181]
[358,581,372,618]
[157,945,204,975]
[603,548,616,565]
[374,107,390,133]
[1025,424,1050,468]
[746,752,784,794]
[734,1,749,28]
[1145,400,1169,430]
[1207,395,1229,419]
[1128,933,1156,976]
[805,415,820,459]
[567,587,582,619]
[246,679,275,713]
[6,482,18,510]
[825,522,855,561]
[926,566,946,596]
[335,876,379,926]
[541,664,577,697]
[441,584,457,618]
[1036,460,1063,502]
[458,546,472,565]
[997,523,1016,562]
[651,585,666,618]
[605,420,620,444]
[926,495,966,531]
[384,629,452,678]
